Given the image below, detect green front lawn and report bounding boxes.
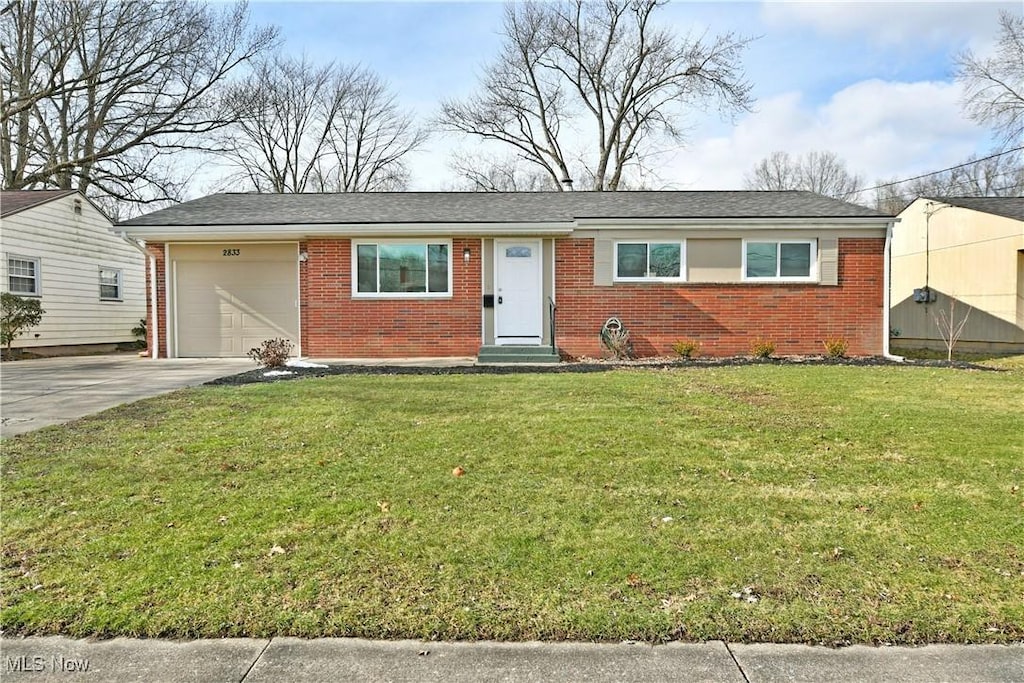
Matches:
[2,365,1022,644]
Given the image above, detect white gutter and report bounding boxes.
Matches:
[120,221,577,241]
[882,221,904,362]
[119,232,158,359]
[575,216,893,229]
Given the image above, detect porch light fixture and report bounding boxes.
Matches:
[298,251,309,263]
[463,247,471,263]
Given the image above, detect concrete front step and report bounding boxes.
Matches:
[477,345,560,364]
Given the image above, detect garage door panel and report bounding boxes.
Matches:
[242,335,276,352]
[173,248,299,358]
[241,312,292,333]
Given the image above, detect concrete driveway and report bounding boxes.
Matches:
[1,354,251,438]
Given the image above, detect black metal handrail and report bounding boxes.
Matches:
[548,296,557,355]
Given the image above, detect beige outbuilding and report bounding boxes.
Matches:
[890,197,1024,354]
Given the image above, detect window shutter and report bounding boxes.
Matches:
[593,239,613,286]
[819,237,838,286]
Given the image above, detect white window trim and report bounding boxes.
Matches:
[351,238,454,299]
[99,267,123,301]
[612,240,687,283]
[6,255,41,296]
[741,238,818,283]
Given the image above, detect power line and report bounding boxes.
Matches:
[857,146,1024,194]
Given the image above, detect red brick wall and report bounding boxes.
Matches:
[301,238,482,357]
[554,237,885,358]
[144,242,167,358]
[151,235,882,359]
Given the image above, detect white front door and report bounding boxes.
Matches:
[495,239,543,344]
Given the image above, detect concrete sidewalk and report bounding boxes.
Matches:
[0,637,1020,682]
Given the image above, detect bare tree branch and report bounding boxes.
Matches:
[873,149,1024,214]
[217,57,426,193]
[317,67,428,192]
[439,0,753,191]
[744,150,863,202]
[0,0,278,210]
[215,54,342,193]
[956,10,1024,150]
[448,151,560,191]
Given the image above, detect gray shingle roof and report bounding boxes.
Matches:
[1,190,77,217]
[120,191,890,227]
[924,196,1024,222]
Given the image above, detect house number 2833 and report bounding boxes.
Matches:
[222,249,240,256]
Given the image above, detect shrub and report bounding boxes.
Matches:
[247,338,294,368]
[822,337,848,358]
[131,318,147,342]
[749,338,775,358]
[1,292,45,351]
[672,339,701,358]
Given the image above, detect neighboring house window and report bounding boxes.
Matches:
[353,241,451,297]
[743,240,817,281]
[99,268,122,300]
[7,256,41,295]
[614,242,685,281]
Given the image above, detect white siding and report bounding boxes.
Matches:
[0,194,146,347]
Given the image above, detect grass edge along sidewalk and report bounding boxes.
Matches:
[1,636,1023,683]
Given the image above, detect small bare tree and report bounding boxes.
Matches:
[0,0,278,207]
[932,299,972,363]
[744,150,863,201]
[956,10,1024,150]
[439,0,753,191]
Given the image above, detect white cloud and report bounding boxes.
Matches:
[414,79,988,193]
[760,1,1015,49]
[663,79,986,191]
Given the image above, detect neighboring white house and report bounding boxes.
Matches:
[891,196,1024,354]
[0,190,146,353]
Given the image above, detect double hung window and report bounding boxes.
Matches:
[99,268,122,300]
[7,257,40,295]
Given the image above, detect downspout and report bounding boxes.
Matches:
[883,221,904,361]
[120,232,158,359]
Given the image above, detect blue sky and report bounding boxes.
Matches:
[238,0,1020,193]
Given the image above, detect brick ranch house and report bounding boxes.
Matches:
[118,191,897,360]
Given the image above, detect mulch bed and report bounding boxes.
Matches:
[206,355,998,386]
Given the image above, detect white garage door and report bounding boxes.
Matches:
[172,244,299,358]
